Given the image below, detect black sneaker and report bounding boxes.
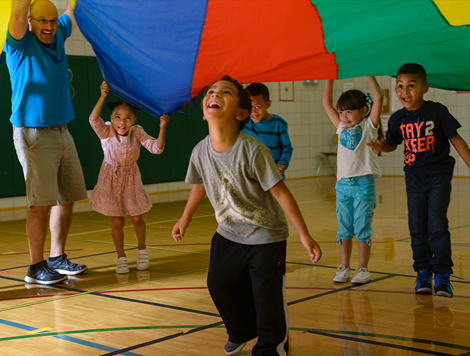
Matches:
[25,261,67,285]
[47,253,88,275]
[224,340,246,355]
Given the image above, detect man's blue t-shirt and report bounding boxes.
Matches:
[5,14,74,127]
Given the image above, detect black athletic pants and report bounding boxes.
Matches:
[207,232,289,356]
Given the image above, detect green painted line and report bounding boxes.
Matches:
[2,324,470,352]
[450,224,470,231]
[66,238,210,256]
[0,267,208,313]
[66,238,118,245]
[0,325,210,342]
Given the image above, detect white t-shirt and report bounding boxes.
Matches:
[336,117,381,180]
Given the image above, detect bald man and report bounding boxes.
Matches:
[6,0,88,285]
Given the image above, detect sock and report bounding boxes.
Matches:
[48,254,62,262]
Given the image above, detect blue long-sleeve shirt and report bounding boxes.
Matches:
[242,114,293,178]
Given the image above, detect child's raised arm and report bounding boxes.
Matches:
[322,79,341,128]
[90,81,109,122]
[156,114,170,150]
[367,76,383,128]
[269,181,322,264]
[172,184,206,241]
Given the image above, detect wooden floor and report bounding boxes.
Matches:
[1,176,470,356]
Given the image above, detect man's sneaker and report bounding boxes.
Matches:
[224,340,246,355]
[434,272,453,298]
[415,266,432,294]
[136,249,150,270]
[25,261,67,285]
[47,253,87,275]
[333,265,350,283]
[116,257,130,274]
[351,267,371,284]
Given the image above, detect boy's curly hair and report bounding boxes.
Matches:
[205,75,252,130]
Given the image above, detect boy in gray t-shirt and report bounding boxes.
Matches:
[172,76,321,355]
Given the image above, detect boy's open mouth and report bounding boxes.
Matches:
[208,102,222,109]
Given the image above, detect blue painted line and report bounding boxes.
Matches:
[0,318,144,356]
[0,318,36,331]
[55,335,144,356]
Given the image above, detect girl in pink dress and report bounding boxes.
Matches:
[89,81,170,274]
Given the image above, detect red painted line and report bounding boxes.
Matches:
[5,286,470,302]
[149,244,210,247]
[0,249,83,256]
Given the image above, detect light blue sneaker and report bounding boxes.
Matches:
[434,272,453,298]
[415,266,432,294]
[224,340,246,355]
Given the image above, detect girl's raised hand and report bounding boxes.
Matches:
[100,81,109,97]
[160,114,170,128]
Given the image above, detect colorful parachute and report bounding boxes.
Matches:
[2,1,470,117]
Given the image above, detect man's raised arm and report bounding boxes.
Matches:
[64,0,77,32]
[9,0,30,41]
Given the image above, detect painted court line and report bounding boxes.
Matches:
[3,323,470,354]
[0,267,209,313]
[67,214,215,237]
[307,330,461,356]
[99,321,225,356]
[0,318,144,356]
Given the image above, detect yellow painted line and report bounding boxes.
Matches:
[0,267,208,313]
[410,305,424,310]
[28,327,52,334]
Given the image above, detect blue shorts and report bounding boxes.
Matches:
[335,175,377,245]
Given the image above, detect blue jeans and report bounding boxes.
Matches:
[405,173,453,274]
[335,175,376,245]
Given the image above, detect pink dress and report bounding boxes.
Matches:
[90,118,163,217]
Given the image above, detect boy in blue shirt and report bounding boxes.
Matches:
[368,63,470,298]
[242,83,293,179]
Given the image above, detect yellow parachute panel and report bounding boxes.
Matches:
[0,1,14,51]
[434,0,470,26]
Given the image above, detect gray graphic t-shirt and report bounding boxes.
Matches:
[186,132,288,245]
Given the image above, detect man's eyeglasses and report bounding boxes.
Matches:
[30,16,58,26]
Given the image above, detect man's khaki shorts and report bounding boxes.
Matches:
[13,125,88,207]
